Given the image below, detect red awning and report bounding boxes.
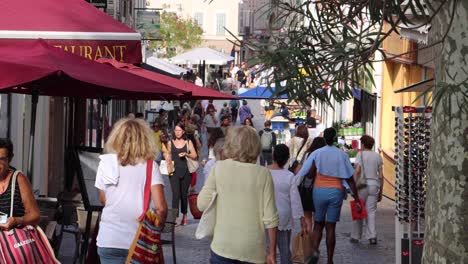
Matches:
[97,58,237,100]
[0,40,186,100]
[0,0,142,63]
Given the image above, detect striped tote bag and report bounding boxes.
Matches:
[126,161,164,264]
[0,171,60,264]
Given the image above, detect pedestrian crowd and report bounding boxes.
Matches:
[92,96,384,264]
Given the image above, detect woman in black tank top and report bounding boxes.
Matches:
[163,124,198,226]
[0,138,40,231]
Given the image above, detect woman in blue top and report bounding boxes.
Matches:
[296,128,361,264]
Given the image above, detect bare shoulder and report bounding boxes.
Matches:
[16,173,32,187]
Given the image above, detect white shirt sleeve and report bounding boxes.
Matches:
[289,174,304,219]
[151,161,165,186]
[95,166,107,191]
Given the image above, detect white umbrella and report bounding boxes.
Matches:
[146,56,187,75]
[170,47,234,65]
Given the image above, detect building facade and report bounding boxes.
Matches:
[146,0,242,57]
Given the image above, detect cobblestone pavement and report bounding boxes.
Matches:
[58,100,396,264]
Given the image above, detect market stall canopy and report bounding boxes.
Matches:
[0,0,142,63]
[145,56,188,77]
[170,47,234,65]
[0,40,187,99]
[98,58,237,100]
[239,86,288,99]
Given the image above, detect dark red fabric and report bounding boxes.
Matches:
[0,0,134,33]
[0,0,142,63]
[188,193,202,219]
[139,161,153,221]
[0,40,186,99]
[98,58,237,100]
[190,172,197,187]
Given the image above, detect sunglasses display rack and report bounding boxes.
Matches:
[393,106,432,264]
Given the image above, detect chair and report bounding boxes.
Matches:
[161,208,178,264]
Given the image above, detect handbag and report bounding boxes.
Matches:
[0,171,60,264]
[188,192,203,219]
[195,192,217,239]
[186,141,199,173]
[289,140,307,173]
[159,160,173,175]
[356,152,368,190]
[298,155,315,212]
[126,161,165,264]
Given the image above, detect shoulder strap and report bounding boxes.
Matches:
[297,139,307,157]
[10,170,22,217]
[360,152,366,179]
[138,161,153,221]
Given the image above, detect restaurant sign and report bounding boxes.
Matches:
[86,0,107,9]
[135,8,162,40]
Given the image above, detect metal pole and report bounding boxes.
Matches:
[27,91,39,183]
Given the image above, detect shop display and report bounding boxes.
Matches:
[393,106,431,264]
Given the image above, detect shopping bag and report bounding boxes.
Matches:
[188,192,203,219]
[291,232,313,263]
[195,192,217,239]
[126,161,164,264]
[350,199,367,221]
[159,160,173,175]
[0,171,59,264]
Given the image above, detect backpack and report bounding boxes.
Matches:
[261,130,273,151]
[230,100,239,109]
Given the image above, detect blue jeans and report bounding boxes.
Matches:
[210,250,254,264]
[97,247,128,264]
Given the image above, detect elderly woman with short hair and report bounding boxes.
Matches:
[198,126,279,264]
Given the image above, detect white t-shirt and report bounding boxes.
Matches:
[95,161,164,249]
[269,168,304,230]
[355,151,383,187]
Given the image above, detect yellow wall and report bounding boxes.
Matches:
[379,30,429,198]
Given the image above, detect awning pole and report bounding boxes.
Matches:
[27,90,39,184]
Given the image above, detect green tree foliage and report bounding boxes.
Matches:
[246,0,465,108]
[151,12,203,58]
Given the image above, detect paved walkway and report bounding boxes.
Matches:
[57,99,396,263]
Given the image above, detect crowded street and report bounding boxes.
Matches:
[0,1,466,264]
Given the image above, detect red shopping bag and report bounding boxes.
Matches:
[350,199,367,220]
[188,192,203,219]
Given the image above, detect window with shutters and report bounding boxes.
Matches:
[194,12,204,30]
[216,13,226,36]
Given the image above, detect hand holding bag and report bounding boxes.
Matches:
[195,192,217,239]
[186,141,199,173]
[126,161,165,264]
[291,232,314,263]
[0,171,60,264]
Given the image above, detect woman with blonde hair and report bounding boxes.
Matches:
[198,126,279,264]
[95,118,167,264]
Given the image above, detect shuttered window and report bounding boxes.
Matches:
[216,13,226,35]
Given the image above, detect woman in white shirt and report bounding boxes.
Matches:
[268,144,305,264]
[350,135,384,245]
[95,118,167,264]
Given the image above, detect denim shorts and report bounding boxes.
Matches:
[313,187,345,223]
[97,247,128,264]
